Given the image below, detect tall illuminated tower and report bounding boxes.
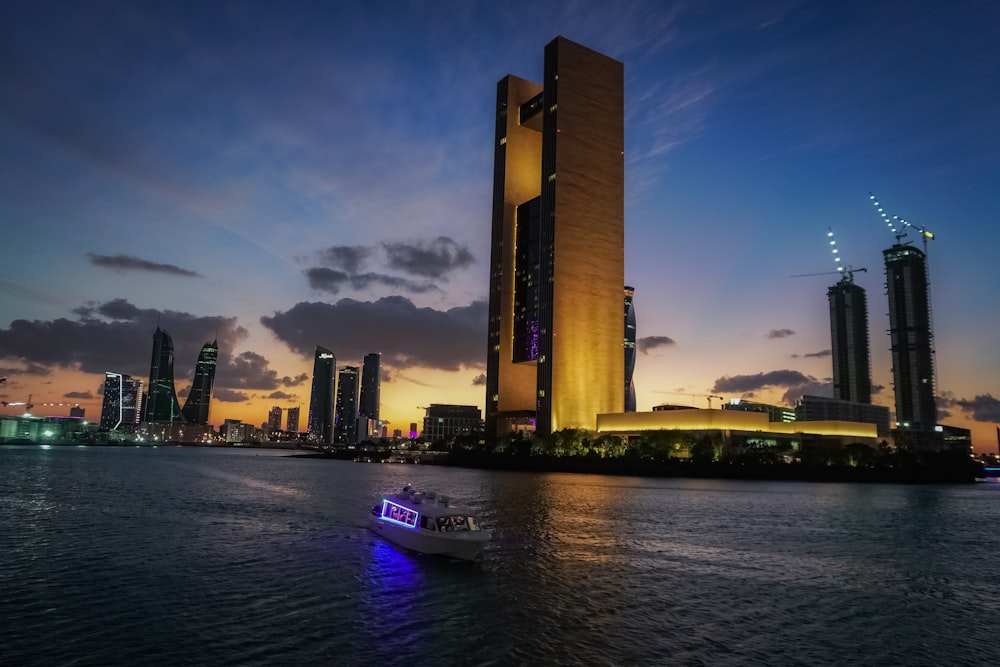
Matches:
[358,352,381,436]
[335,366,360,445]
[181,340,217,424]
[884,243,937,430]
[307,346,336,443]
[624,286,637,412]
[828,276,871,403]
[144,327,184,423]
[486,36,624,439]
[100,372,143,431]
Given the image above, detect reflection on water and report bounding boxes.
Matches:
[1,446,999,666]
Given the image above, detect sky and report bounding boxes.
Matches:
[1,0,998,450]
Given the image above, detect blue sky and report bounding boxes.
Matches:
[1,0,998,448]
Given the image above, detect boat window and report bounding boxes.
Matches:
[468,516,480,531]
[436,517,454,532]
[452,516,469,531]
[420,516,435,531]
[380,499,418,528]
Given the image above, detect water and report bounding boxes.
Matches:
[2,445,998,666]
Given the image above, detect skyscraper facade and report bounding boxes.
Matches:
[307,346,336,443]
[486,36,625,439]
[267,406,282,431]
[884,243,937,430]
[624,286,637,413]
[335,366,360,445]
[100,372,143,431]
[286,406,300,433]
[144,327,184,423]
[181,340,217,424]
[827,275,872,403]
[358,352,381,434]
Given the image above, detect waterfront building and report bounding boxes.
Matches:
[100,372,143,431]
[69,405,85,419]
[335,366,360,445]
[828,276,872,403]
[422,404,482,442]
[486,36,625,440]
[624,286,637,413]
[409,422,418,439]
[267,406,282,431]
[883,243,937,432]
[181,340,217,424]
[144,327,184,423]
[723,398,796,423]
[358,352,381,436]
[286,406,300,433]
[307,346,336,444]
[795,395,890,435]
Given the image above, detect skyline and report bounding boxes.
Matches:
[1,1,998,450]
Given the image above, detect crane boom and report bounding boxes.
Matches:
[868,192,935,252]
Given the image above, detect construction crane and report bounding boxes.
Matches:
[658,392,724,409]
[868,192,935,252]
[791,228,867,282]
[2,394,34,414]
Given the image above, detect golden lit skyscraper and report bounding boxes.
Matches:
[486,37,624,439]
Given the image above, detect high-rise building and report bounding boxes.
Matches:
[100,372,143,431]
[181,340,217,424]
[828,275,872,403]
[307,346,336,443]
[486,36,625,440]
[286,406,300,433]
[144,327,184,423]
[267,406,282,431]
[884,243,937,431]
[624,286,637,413]
[422,404,482,442]
[358,352,381,431]
[69,405,85,419]
[335,366,360,445]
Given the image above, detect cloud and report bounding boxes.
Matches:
[712,369,816,394]
[267,391,295,400]
[223,351,309,391]
[804,349,831,358]
[262,296,487,371]
[767,329,795,339]
[305,268,437,295]
[782,380,834,405]
[471,373,486,386]
[941,393,1000,422]
[319,245,372,274]
[638,336,676,354]
[214,388,250,403]
[0,362,52,377]
[87,253,201,277]
[382,237,474,279]
[63,391,93,399]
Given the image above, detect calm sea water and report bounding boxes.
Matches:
[2,445,999,666]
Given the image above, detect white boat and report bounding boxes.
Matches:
[369,485,492,561]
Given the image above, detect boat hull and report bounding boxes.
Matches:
[369,516,491,561]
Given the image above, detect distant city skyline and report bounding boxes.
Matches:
[0,2,997,450]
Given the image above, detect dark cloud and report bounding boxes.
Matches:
[305,268,437,295]
[712,369,816,394]
[261,296,487,371]
[382,237,474,279]
[223,351,303,391]
[804,349,831,358]
[283,373,309,387]
[872,384,884,395]
[319,246,372,274]
[87,253,201,277]
[943,393,1000,422]
[782,380,834,405]
[0,363,52,376]
[472,373,486,386]
[637,336,676,354]
[63,391,93,399]
[767,329,795,339]
[267,391,295,400]
[214,388,250,403]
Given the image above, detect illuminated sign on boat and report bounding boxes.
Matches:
[380,499,418,528]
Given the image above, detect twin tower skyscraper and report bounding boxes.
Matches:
[308,347,380,445]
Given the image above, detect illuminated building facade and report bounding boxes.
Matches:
[884,243,937,431]
[796,395,890,434]
[828,277,871,403]
[267,406,282,431]
[308,346,336,443]
[335,366,359,445]
[286,406,300,433]
[100,372,143,431]
[359,352,381,432]
[422,404,482,442]
[144,327,184,424]
[624,286,636,412]
[486,36,624,439]
[181,340,217,424]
